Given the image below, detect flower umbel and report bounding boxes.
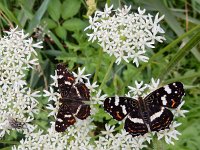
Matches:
[0,27,42,138]
[85,4,165,66]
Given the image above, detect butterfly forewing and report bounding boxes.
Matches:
[145,82,184,108]
[104,96,136,121]
[57,63,75,98]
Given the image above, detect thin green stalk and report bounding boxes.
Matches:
[0,140,19,145]
[135,24,200,78]
[158,30,200,81]
[153,138,164,150]
[99,57,115,89]
[93,49,103,83]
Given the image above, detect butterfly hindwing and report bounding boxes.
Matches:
[104,96,136,121]
[55,102,76,132]
[124,110,148,136]
[149,105,173,131]
[145,82,184,108]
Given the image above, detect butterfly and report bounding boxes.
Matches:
[104,82,185,136]
[55,63,90,132]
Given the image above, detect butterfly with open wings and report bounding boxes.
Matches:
[104,82,185,136]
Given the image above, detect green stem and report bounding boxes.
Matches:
[158,30,200,81]
[93,49,103,83]
[0,140,19,145]
[153,138,164,150]
[135,24,200,79]
[99,57,115,89]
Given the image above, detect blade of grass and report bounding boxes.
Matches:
[163,72,200,84]
[27,0,50,33]
[135,24,200,78]
[158,31,200,81]
[0,2,21,27]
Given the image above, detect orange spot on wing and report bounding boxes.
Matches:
[68,119,75,123]
[68,77,74,81]
[171,99,176,107]
[128,127,135,132]
[116,111,122,119]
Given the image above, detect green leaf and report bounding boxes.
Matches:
[47,0,61,22]
[55,25,67,40]
[42,18,57,29]
[61,0,81,19]
[63,18,87,31]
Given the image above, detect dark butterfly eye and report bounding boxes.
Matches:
[55,64,91,132]
[104,82,185,136]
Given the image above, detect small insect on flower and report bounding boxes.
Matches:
[8,117,26,129]
[55,63,91,132]
[104,82,185,137]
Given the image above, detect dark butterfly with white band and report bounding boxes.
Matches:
[104,82,185,136]
[55,63,90,132]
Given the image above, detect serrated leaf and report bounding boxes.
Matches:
[42,18,57,29]
[47,0,61,21]
[55,25,67,40]
[63,18,87,31]
[61,0,81,19]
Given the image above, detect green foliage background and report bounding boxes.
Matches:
[0,0,200,149]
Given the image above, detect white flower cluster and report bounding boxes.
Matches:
[127,78,188,145]
[0,27,43,137]
[85,4,165,66]
[12,120,95,150]
[95,124,152,150]
[13,67,105,149]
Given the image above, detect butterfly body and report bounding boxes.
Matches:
[55,64,90,132]
[104,82,184,136]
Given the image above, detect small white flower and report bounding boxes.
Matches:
[73,67,91,83]
[157,121,182,145]
[101,124,115,138]
[172,101,189,117]
[128,80,147,96]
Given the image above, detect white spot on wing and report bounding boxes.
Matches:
[161,95,167,105]
[74,86,80,97]
[57,118,63,122]
[164,85,172,94]
[64,114,71,118]
[128,116,144,124]
[58,75,63,79]
[65,81,71,85]
[115,96,120,106]
[121,105,127,115]
[150,107,164,122]
[74,105,82,115]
